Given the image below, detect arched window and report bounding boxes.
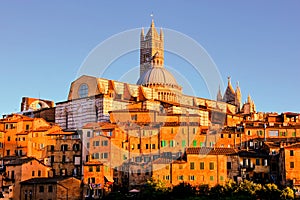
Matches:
[78,83,89,98]
[73,144,80,151]
[61,144,68,151]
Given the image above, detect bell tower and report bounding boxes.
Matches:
[140,20,164,77]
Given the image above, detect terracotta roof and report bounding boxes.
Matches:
[47,131,75,135]
[264,142,280,148]
[186,147,237,155]
[151,158,173,165]
[84,161,103,166]
[5,157,36,166]
[82,122,116,129]
[20,177,77,184]
[238,150,268,158]
[284,143,300,149]
[1,114,34,122]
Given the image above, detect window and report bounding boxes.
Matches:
[108,131,112,137]
[189,175,195,181]
[237,134,240,138]
[171,128,174,134]
[220,176,224,181]
[193,140,197,147]
[145,144,149,149]
[50,145,55,151]
[86,142,90,149]
[221,134,223,138]
[227,162,232,170]
[11,171,15,180]
[135,157,142,162]
[151,144,155,149]
[78,83,88,98]
[93,141,100,147]
[200,142,204,147]
[210,176,214,181]
[169,140,174,147]
[61,144,68,151]
[32,171,35,176]
[178,175,184,180]
[290,150,294,156]
[39,186,44,193]
[101,153,108,159]
[92,153,99,159]
[6,150,10,156]
[256,158,260,165]
[137,169,141,176]
[166,175,170,180]
[179,165,183,170]
[26,124,30,130]
[247,130,251,136]
[200,162,204,170]
[161,140,166,147]
[292,132,296,137]
[89,166,93,172]
[182,140,186,147]
[228,134,231,138]
[38,170,41,177]
[87,131,91,138]
[193,128,196,134]
[182,128,184,134]
[209,162,214,170]
[102,140,108,146]
[73,144,80,151]
[62,155,66,163]
[290,162,295,168]
[144,156,150,162]
[48,185,53,193]
[91,177,95,183]
[190,162,195,170]
[96,165,101,172]
[7,136,10,141]
[269,130,279,137]
[131,114,137,121]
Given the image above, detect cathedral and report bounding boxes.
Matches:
[55,20,255,131]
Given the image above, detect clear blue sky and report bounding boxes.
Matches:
[0,1,299,115]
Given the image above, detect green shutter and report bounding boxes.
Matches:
[193,140,197,147]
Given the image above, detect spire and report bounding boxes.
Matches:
[227,76,235,93]
[217,85,223,101]
[146,19,159,39]
[247,94,252,103]
[160,27,164,40]
[141,27,144,38]
[235,81,242,112]
[223,76,236,105]
[151,19,155,28]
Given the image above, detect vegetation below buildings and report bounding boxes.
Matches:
[136,179,294,200]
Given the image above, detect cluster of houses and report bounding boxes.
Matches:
[1,20,299,199]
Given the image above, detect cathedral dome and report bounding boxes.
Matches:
[137,66,179,88]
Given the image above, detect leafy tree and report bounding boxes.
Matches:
[280,187,294,200]
[141,178,169,200]
[172,182,197,199]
